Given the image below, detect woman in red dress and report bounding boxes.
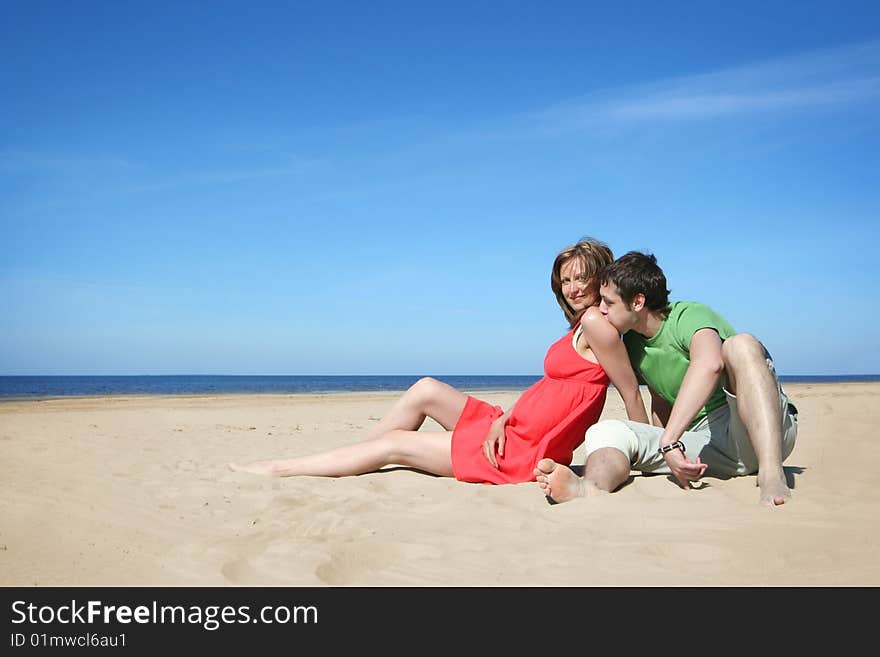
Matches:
[229,238,649,483]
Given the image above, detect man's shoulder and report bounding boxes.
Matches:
[667,301,735,335]
[668,300,714,316]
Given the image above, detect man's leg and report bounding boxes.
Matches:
[535,448,631,502]
[721,333,792,506]
[534,420,641,503]
[535,414,727,503]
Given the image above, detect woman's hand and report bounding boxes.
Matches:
[482,416,507,468]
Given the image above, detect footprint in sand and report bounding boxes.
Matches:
[314,543,401,585]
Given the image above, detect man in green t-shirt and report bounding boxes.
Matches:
[534,251,798,507]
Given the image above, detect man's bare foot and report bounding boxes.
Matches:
[757,469,792,507]
[533,458,604,503]
[228,460,286,476]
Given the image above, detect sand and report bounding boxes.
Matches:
[0,382,877,587]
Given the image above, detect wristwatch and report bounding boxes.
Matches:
[657,440,686,455]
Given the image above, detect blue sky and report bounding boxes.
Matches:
[2,1,879,376]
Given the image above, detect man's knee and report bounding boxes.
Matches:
[584,420,638,462]
[722,333,764,363]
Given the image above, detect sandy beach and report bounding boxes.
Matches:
[1,382,878,587]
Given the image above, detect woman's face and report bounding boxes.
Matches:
[560,258,596,312]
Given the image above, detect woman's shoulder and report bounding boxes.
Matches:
[579,306,607,327]
[579,307,617,340]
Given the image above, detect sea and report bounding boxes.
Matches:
[1,374,878,400]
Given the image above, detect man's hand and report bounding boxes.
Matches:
[663,449,707,489]
[482,416,506,468]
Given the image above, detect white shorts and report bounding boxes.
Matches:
[584,357,798,477]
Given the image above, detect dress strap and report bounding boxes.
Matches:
[572,325,583,350]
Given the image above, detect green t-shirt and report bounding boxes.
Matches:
[623,301,736,428]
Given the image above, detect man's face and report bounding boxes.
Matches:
[599,282,637,334]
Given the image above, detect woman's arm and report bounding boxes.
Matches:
[580,308,650,424]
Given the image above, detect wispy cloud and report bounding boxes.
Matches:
[5,41,879,197]
[523,40,880,134]
[0,150,135,175]
[0,148,324,195]
[123,156,325,193]
[605,78,880,120]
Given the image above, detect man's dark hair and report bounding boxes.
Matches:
[602,251,672,315]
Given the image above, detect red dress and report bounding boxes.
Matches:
[450,327,609,484]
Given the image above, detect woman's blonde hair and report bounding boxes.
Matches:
[550,237,614,327]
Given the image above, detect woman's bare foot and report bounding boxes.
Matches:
[757,469,792,507]
[228,460,288,476]
[533,458,603,503]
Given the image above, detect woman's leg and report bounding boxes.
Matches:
[229,377,468,477]
[229,430,455,478]
[363,377,469,439]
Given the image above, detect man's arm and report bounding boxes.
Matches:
[659,328,724,486]
[650,389,672,428]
